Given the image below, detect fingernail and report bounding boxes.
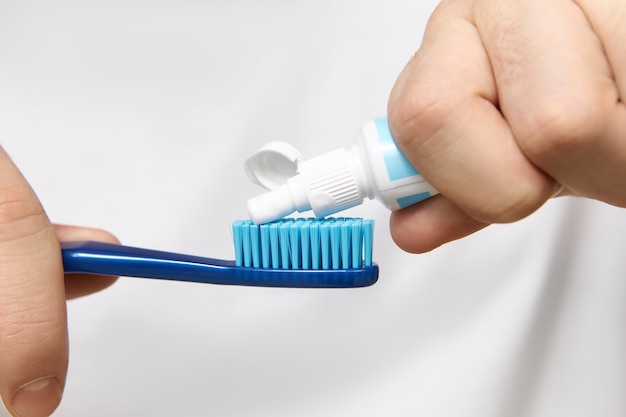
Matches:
[11,377,62,417]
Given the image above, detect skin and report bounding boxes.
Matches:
[0,146,118,417]
[2,1,626,416]
[388,0,626,253]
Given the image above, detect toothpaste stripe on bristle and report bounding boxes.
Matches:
[232,218,374,270]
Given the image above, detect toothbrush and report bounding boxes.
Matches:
[62,217,378,289]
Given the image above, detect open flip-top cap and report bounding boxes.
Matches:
[244,141,302,190]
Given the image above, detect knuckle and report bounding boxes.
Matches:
[517,93,609,161]
[389,84,460,150]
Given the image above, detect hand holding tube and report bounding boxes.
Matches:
[387,0,626,253]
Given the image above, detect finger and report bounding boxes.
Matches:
[54,225,120,300]
[388,1,556,229]
[577,0,626,95]
[0,147,66,417]
[475,0,626,206]
[390,195,487,254]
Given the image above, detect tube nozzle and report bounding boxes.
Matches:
[247,184,297,225]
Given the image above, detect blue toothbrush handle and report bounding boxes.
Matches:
[61,241,378,288]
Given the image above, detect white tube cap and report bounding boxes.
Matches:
[244,142,302,191]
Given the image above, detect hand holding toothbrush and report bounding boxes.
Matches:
[0,147,119,417]
[388,0,626,253]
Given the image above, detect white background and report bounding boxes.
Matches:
[1,1,625,416]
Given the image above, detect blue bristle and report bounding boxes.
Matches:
[310,222,320,270]
[351,220,363,268]
[279,225,290,269]
[232,220,244,267]
[289,222,300,270]
[242,221,252,267]
[340,220,352,269]
[250,224,260,267]
[300,221,311,269]
[364,219,374,267]
[260,224,270,269]
[269,223,280,268]
[330,222,341,269]
[320,222,331,269]
[232,217,375,270]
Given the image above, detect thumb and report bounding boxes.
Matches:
[0,147,67,417]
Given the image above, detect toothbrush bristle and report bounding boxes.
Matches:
[232,218,374,270]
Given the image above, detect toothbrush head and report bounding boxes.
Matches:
[231,217,377,288]
[232,217,374,269]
